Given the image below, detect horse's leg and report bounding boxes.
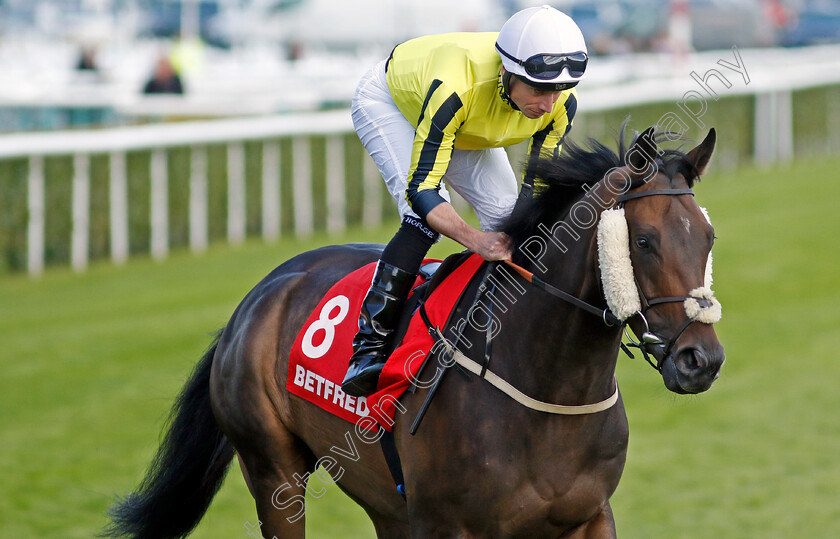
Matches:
[236,423,315,539]
[564,503,617,539]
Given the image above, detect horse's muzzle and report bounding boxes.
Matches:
[661,344,725,394]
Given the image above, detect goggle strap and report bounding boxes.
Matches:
[514,74,578,92]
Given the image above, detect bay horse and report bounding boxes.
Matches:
[105,126,725,538]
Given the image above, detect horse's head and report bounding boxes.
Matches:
[602,127,724,394]
[504,125,725,394]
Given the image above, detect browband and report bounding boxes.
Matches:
[616,188,694,203]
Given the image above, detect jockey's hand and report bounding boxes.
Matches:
[425,202,514,262]
[473,231,513,261]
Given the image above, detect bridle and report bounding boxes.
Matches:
[505,187,709,373]
[614,187,705,371]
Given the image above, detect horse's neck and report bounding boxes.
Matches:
[496,223,622,404]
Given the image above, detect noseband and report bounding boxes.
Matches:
[505,187,720,373]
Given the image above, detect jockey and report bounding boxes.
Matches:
[342,5,588,396]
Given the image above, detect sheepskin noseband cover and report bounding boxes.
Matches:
[597,208,641,320]
[597,207,720,323]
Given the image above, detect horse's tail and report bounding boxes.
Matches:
[103,332,234,539]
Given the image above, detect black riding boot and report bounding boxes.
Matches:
[342,261,416,397]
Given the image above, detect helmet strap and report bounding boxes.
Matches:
[498,70,519,111]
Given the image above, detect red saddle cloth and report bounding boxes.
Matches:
[287,254,484,431]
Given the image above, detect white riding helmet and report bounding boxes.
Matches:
[496,5,588,88]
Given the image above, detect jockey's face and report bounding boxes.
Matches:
[507,74,561,119]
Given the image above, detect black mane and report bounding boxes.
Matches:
[502,126,701,247]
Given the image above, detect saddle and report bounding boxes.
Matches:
[286,250,504,500]
[386,250,475,360]
[286,250,485,429]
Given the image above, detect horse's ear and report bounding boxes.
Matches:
[625,126,658,175]
[686,128,716,177]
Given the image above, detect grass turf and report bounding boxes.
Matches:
[1,154,839,537]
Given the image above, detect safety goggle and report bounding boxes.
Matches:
[496,44,588,80]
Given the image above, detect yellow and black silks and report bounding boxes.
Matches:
[385,32,577,219]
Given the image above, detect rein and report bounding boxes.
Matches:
[503,261,622,326]
[412,188,707,420]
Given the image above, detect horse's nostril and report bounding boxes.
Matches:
[687,351,702,371]
[667,346,724,393]
[677,347,707,375]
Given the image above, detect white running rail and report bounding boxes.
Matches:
[4,46,840,276]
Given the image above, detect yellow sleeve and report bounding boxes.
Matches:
[523,90,578,194]
[404,79,467,219]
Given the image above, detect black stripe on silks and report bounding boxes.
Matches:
[417,79,444,127]
[530,120,554,163]
[554,94,579,160]
[560,93,578,152]
[523,120,554,186]
[406,91,464,204]
[564,92,578,127]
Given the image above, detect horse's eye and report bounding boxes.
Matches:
[635,237,649,249]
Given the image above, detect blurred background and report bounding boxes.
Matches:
[1,0,839,275]
[1,1,839,538]
[0,0,838,132]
